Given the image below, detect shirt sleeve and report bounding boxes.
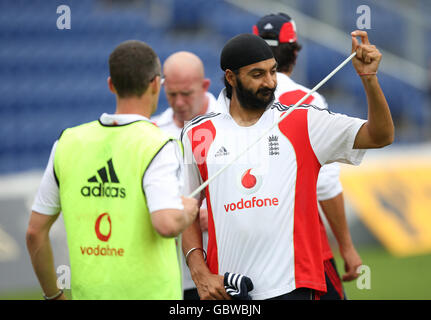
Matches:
[307,107,367,166]
[32,141,61,215]
[313,92,329,110]
[316,162,343,201]
[181,128,204,202]
[143,140,185,213]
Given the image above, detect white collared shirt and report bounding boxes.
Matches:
[181,89,366,298]
[32,113,184,215]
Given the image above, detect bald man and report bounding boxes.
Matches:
[152,51,219,300]
[154,51,219,137]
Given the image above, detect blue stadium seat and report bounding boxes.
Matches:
[0,0,429,174]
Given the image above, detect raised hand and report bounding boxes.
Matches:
[351,30,382,76]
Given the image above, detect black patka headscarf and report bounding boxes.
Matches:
[220,33,274,71]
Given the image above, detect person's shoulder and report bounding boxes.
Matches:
[310,91,328,109]
[104,118,171,144]
[59,120,98,138]
[67,119,99,130]
[296,103,332,113]
[271,101,294,112]
[153,107,174,126]
[185,112,221,129]
[271,101,332,115]
[180,112,221,141]
[135,120,174,140]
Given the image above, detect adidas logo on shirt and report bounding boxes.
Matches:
[80,158,126,198]
[215,146,229,157]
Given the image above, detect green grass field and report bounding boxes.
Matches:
[1,245,430,300]
[333,245,431,300]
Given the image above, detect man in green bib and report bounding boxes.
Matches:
[26,40,199,300]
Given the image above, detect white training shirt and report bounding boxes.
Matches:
[181,89,366,299]
[275,72,343,200]
[152,92,218,291]
[32,113,184,216]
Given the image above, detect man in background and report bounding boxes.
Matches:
[154,51,218,137]
[152,51,219,299]
[253,13,362,299]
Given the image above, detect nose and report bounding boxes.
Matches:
[173,95,186,108]
[264,72,276,89]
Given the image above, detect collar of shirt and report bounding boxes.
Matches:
[99,113,153,126]
[216,88,231,115]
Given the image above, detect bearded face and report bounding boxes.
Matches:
[234,75,276,111]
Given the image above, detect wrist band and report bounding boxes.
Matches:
[185,247,207,266]
[358,72,377,77]
[43,289,64,300]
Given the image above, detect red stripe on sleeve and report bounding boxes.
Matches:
[187,121,219,274]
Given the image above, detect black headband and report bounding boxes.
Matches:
[220,33,274,71]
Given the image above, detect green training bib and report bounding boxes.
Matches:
[54,119,182,300]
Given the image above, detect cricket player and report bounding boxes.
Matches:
[181,32,393,299]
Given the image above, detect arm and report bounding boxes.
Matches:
[319,193,362,281]
[26,211,66,300]
[27,142,65,299]
[182,219,230,300]
[144,141,198,237]
[199,208,208,232]
[317,163,361,281]
[151,196,198,238]
[350,30,394,149]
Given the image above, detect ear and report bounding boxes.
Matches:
[107,77,116,94]
[202,78,211,92]
[150,75,161,95]
[225,70,237,87]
